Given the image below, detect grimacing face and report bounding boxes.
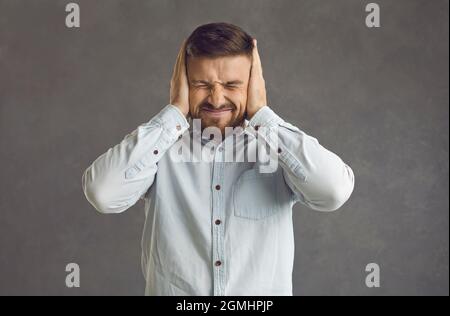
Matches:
[186,55,251,135]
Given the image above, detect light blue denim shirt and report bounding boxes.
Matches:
[82,104,355,296]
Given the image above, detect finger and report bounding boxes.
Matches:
[179,40,189,85]
[175,42,185,72]
[251,39,263,76]
[172,39,187,80]
[179,40,188,76]
[171,50,181,80]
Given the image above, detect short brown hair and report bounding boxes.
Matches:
[185,22,254,59]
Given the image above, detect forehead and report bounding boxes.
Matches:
[187,55,251,82]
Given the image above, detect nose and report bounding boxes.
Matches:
[208,83,227,108]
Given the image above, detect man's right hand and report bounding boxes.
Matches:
[169,39,190,117]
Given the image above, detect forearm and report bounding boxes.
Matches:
[82,104,189,214]
[248,106,355,212]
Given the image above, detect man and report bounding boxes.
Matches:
[82,22,355,296]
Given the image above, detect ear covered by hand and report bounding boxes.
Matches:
[169,38,267,120]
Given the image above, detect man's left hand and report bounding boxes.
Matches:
[246,39,267,120]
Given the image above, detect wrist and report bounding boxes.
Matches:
[171,103,189,117]
[246,105,266,120]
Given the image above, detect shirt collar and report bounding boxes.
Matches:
[188,118,249,143]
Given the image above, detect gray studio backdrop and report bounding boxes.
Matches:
[0,0,448,296]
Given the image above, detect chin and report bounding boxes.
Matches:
[200,114,230,127]
[202,118,228,130]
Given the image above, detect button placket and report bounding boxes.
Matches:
[212,159,225,296]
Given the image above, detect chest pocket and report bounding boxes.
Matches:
[232,168,280,220]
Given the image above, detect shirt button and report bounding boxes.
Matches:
[218,147,224,152]
[178,134,183,140]
[176,124,181,131]
[153,149,159,155]
[215,184,221,190]
[277,147,282,154]
[215,219,221,225]
[215,260,222,267]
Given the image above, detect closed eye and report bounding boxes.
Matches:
[225,84,240,89]
[191,80,243,89]
[193,84,210,89]
[224,80,243,89]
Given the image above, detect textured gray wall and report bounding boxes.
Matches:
[0,0,448,296]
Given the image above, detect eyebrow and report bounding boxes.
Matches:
[191,80,244,85]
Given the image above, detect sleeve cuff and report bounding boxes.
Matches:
[152,104,190,142]
[248,106,284,129]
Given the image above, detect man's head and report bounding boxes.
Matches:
[185,23,255,134]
